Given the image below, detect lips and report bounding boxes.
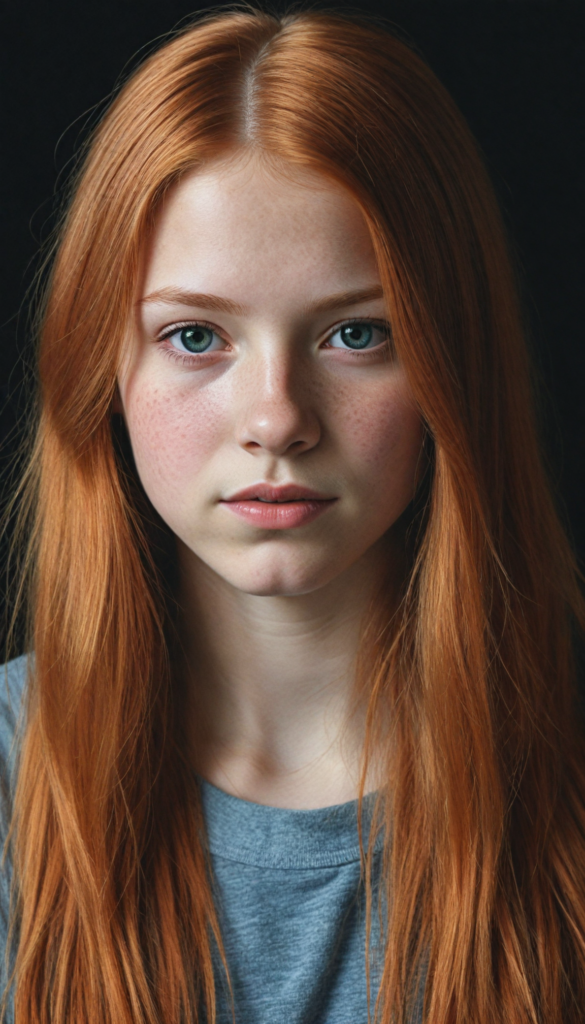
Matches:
[223,483,334,503]
[220,483,337,529]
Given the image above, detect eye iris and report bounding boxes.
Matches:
[180,326,214,352]
[340,324,373,349]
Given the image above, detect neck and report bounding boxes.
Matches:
[177,536,398,809]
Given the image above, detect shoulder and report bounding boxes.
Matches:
[0,654,31,780]
[0,656,27,1018]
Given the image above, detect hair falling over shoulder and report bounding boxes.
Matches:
[3,7,585,1023]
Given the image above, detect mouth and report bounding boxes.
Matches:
[220,484,337,529]
[223,483,335,503]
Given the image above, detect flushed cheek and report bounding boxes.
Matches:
[332,379,423,477]
[124,382,225,498]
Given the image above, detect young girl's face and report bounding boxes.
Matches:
[118,152,423,596]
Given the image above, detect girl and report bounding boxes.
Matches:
[1,8,584,1023]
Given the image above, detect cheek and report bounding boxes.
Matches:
[123,381,223,495]
[332,376,423,476]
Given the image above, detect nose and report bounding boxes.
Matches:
[235,352,321,458]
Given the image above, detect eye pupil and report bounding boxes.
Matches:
[180,326,213,352]
[340,324,373,349]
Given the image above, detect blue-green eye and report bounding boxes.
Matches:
[170,325,217,353]
[164,323,224,356]
[328,321,389,351]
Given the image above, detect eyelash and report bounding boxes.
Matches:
[158,320,224,365]
[157,317,393,364]
[323,318,393,359]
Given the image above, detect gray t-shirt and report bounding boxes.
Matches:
[201,777,386,1023]
[0,655,424,1023]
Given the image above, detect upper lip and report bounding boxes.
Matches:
[222,483,336,502]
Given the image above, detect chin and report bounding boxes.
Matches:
[217,551,342,598]
[225,572,330,599]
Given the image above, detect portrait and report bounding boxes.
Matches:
[0,4,583,1023]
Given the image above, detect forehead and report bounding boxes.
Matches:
[141,152,381,307]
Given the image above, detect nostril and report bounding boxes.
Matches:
[238,408,321,457]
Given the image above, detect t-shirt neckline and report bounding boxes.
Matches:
[198,776,381,869]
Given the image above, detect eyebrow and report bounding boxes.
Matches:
[138,289,247,315]
[311,285,385,314]
[138,285,385,316]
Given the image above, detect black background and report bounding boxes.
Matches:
[0,0,583,656]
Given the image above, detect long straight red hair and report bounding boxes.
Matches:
[4,8,585,1023]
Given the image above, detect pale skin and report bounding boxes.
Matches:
[117,151,424,809]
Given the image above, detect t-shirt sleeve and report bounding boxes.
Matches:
[0,654,29,1020]
[0,654,29,816]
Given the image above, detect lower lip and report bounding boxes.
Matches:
[221,499,337,529]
